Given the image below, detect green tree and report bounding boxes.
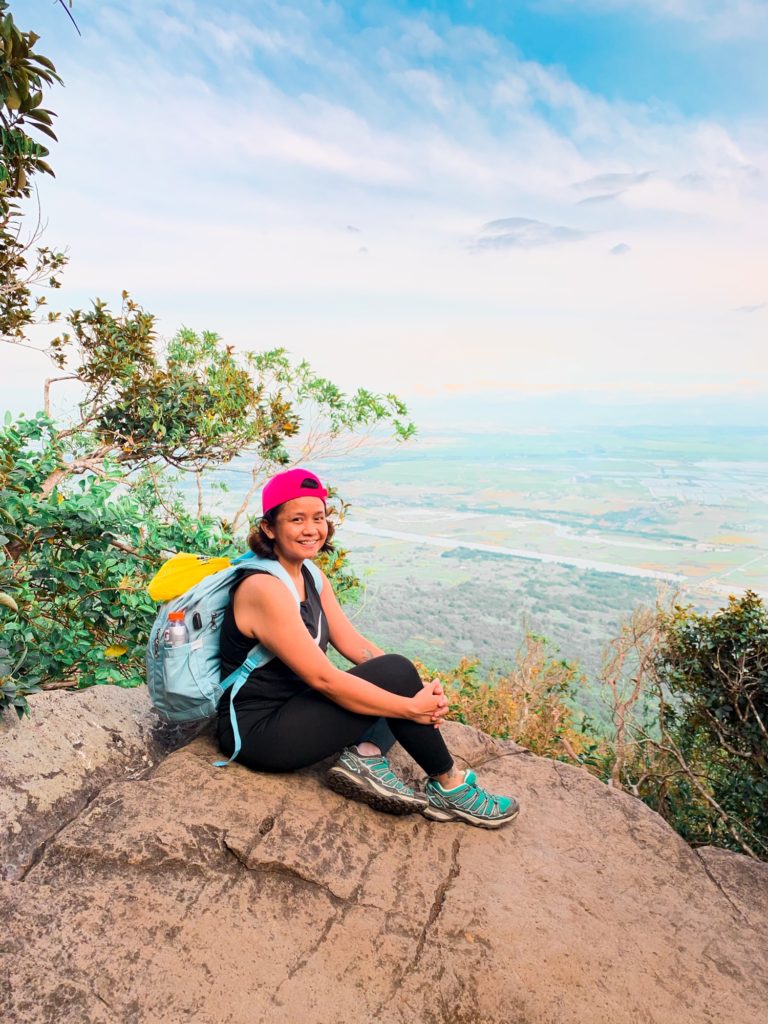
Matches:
[0,0,67,341]
[0,302,414,716]
[0,411,232,706]
[647,592,768,858]
[599,593,768,861]
[0,3,416,717]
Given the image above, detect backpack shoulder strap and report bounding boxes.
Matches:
[304,559,324,594]
[232,553,324,599]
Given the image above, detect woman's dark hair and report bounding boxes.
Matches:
[247,504,336,559]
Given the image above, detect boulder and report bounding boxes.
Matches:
[1,689,767,1024]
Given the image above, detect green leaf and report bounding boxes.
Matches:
[27,120,57,142]
[33,54,59,74]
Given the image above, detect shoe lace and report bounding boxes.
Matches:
[450,777,503,817]
[366,755,411,793]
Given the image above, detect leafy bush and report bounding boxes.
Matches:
[415,634,604,765]
[0,411,235,714]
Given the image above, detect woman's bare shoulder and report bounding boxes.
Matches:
[234,571,286,606]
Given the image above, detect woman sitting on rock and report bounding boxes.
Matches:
[218,467,519,829]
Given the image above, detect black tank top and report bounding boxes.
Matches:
[218,564,329,719]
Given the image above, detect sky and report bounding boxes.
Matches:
[4,0,768,426]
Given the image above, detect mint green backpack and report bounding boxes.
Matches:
[145,553,323,766]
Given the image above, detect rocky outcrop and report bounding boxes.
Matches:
[0,686,194,880]
[1,689,767,1024]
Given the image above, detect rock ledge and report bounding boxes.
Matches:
[1,689,767,1024]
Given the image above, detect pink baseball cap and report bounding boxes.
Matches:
[261,468,328,516]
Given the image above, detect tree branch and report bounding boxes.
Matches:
[44,374,79,416]
[195,470,204,519]
[39,447,112,497]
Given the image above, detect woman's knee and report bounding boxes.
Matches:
[360,653,423,697]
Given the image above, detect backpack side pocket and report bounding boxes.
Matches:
[155,639,222,721]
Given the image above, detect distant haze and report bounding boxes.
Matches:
[407,392,768,431]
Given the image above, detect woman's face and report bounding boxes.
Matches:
[266,497,328,560]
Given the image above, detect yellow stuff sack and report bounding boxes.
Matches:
[148,553,233,603]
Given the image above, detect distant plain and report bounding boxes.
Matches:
[207,425,768,725]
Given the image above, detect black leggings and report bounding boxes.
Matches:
[218,654,454,778]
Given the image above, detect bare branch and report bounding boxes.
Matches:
[231,462,265,534]
[55,0,82,36]
[146,464,181,522]
[106,537,145,558]
[44,375,78,417]
[195,470,204,519]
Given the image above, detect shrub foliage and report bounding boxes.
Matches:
[590,592,768,860]
[416,634,603,765]
[419,597,768,862]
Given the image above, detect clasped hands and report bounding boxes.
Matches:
[411,676,450,728]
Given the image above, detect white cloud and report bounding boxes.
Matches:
[577,192,624,205]
[9,0,767,405]
[394,17,446,59]
[537,0,768,39]
[390,68,451,113]
[475,217,590,249]
[572,171,655,191]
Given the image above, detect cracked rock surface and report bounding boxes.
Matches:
[0,686,193,881]
[1,691,767,1024]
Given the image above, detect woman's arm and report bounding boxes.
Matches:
[318,573,384,664]
[232,575,446,724]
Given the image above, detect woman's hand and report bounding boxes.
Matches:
[409,680,450,727]
[421,676,449,725]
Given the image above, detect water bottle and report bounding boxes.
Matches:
[164,610,189,647]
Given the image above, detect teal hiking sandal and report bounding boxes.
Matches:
[423,769,519,829]
[326,747,428,816]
